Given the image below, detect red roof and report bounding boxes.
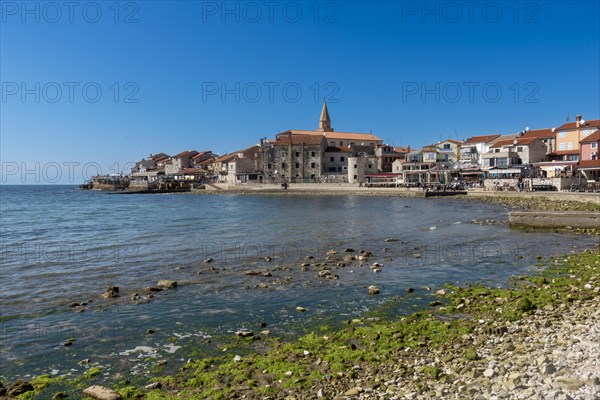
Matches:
[394,146,410,153]
[214,153,237,163]
[150,153,170,161]
[521,128,555,139]
[174,150,199,159]
[580,130,600,143]
[578,159,600,168]
[191,151,212,159]
[277,129,382,142]
[555,119,600,131]
[463,134,501,144]
[275,135,325,146]
[436,139,462,145]
[491,137,539,148]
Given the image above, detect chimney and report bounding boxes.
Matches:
[576,115,582,128]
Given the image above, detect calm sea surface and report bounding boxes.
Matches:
[0,185,597,381]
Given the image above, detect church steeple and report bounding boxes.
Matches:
[317,101,333,132]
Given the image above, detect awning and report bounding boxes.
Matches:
[488,168,522,174]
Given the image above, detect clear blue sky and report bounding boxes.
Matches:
[1,0,599,183]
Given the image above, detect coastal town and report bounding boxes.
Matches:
[88,103,600,193]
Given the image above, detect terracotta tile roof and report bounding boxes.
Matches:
[521,128,555,139]
[150,153,170,161]
[463,134,501,144]
[278,129,382,142]
[174,150,199,159]
[491,137,539,148]
[555,119,600,131]
[191,151,212,159]
[578,159,600,168]
[324,146,353,153]
[275,135,325,146]
[436,139,462,145]
[214,153,238,163]
[580,130,600,143]
[394,146,410,153]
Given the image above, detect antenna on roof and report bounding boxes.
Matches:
[566,113,570,122]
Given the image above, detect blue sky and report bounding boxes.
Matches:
[1,0,599,183]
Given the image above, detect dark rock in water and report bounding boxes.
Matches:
[7,380,34,396]
[344,248,354,252]
[429,300,442,307]
[157,280,177,289]
[406,287,414,293]
[52,392,68,399]
[68,302,80,308]
[263,256,272,262]
[203,258,213,263]
[147,329,155,335]
[146,287,163,293]
[384,238,399,242]
[244,269,271,277]
[368,285,380,295]
[82,385,121,400]
[259,321,267,328]
[101,286,119,299]
[0,381,6,396]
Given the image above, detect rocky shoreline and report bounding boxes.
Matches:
[4,249,598,399]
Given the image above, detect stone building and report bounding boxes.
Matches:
[268,102,384,182]
[271,134,326,182]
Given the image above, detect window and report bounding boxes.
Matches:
[295,162,300,168]
[559,143,566,150]
[310,162,316,168]
[340,157,345,162]
[583,130,590,136]
[295,151,299,158]
[354,164,358,169]
[591,142,597,148]
[568,155,578,161]
[311,151,316,157]
[350,142,355,146]
[310,174,316,180]
[282,163,287,169]
[330,156,334,162]
[339,141,343,146]
[559,132,566,138]
[354,175,357,180]
[516,147,523,152]
[368,164,372,169]
[567,142,573,150]
[328,166,336,172]
[267,163,272,169]
[591,152,597,160]
[281,151,287,157]
[496,158,508,167]
[426,153,435,160]
[494,148,500,153]
[338,167,343,172]
[443,144,451,149]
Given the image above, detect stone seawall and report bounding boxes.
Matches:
[509,211,600,228]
